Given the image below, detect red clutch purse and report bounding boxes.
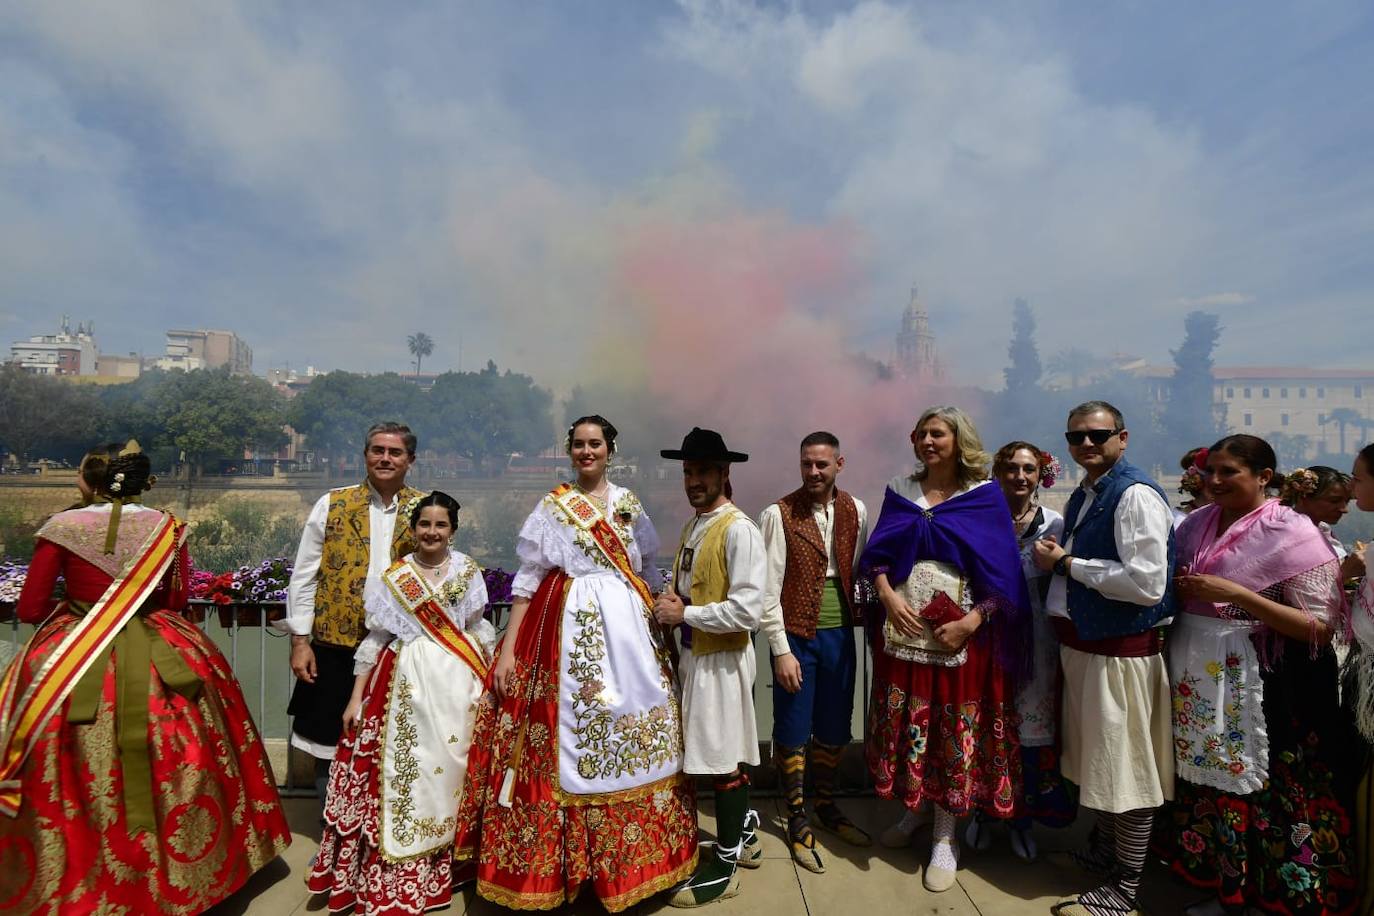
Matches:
[918,591,965,627]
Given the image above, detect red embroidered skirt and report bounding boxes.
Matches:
[0,610,290,915]
[866,629,1022,817]
[306,645,459,916]
[454,571,698,912]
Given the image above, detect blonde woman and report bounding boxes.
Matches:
[863,406,1032,891]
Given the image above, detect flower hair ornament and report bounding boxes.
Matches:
[1038,452,1064,488]
[1179,447,1209,496]
[1282,467,1320,501]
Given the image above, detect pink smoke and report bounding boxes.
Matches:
[611,208,979,515]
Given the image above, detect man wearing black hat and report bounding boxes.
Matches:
[654,428,767,908]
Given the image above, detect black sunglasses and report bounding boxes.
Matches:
[1064,428,1122,446]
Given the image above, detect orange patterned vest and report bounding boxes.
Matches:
[311,482,422,648]
[776,487,859,637]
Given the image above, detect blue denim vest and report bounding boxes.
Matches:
[1061,457,1175,639]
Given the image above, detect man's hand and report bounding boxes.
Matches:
[654,591,686,626]
[290,637,317,684]
[1032,535,1065,572]
[773,652,803,693]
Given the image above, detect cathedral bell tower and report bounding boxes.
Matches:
[895,285,945,384]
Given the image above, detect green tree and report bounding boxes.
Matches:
[286,372,424,465]
[159,369,287,475]
[1046,348,1107,390]
[427,361,554,474]
[408,332,434,379]
[95,369,183,467]
[1162,311,1226,451]
[1003,298,1043,392]
[0,364,101,463]
[987,298,1047,448]
[1267,432,1312,469]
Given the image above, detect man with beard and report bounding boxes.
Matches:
[757,431,870,873]
[654,427,767,908]
[286,422,424,812]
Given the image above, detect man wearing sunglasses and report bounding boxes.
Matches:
[1032,401,1176,916]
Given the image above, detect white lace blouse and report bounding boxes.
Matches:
[353,549,492,675]
[510,483,661,599]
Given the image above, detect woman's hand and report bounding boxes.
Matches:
[1340,550,1365,582]
[1175,573,1244,604]
[881,589,923,639]
[492,651,518,701]
[342,697,364,734]
[932,610,982,652]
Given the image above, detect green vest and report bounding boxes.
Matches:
[674,506,751,656]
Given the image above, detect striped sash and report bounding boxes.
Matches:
[0,512,182,817]
[382,561,489,681]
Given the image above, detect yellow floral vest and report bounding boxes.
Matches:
[674,506,751,656]
[312,482,422,648]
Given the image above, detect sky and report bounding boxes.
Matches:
[2,0,1372,393]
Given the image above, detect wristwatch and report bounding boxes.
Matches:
[1053,554,1073,577]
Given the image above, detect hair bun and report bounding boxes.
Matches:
[103,452,153,499]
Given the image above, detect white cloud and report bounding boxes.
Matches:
[664,1,1230,372]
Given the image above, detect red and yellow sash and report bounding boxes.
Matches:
[549,483,654,611]
[0,512,182,817]
[382,560,489,681]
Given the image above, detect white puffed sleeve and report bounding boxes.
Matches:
[632,503,662,587]
[354,575,398,675]
[511,503,560,598]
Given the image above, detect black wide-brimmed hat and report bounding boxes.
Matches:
[660,427,749,463]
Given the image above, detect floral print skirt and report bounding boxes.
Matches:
[866,629,1021,817]
[1158,640,1359,915]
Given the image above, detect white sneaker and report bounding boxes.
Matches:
[879,805,932,848]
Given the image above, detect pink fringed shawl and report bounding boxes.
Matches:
[1176,500,1344,647]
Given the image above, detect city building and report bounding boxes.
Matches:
[1215,366,1374,458]
[9,317,99,376]
[94,353,146,379]
[1144,365,1374,459]
[894,285,946,384]
[156,329,253,375]
[266,365,321,397]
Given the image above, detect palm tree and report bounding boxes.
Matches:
[1267,432,1311,469]
[1046,348,1104,390]
[1319,407,1363,456]
[407,332,434,380]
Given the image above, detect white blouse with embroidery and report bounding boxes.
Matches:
[353,549,492,675]
[511,483,661,597]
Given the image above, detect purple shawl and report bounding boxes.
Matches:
[860,480,1033,682]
